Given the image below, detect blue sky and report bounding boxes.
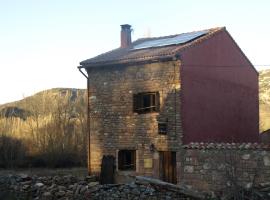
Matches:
[0,0,270,104]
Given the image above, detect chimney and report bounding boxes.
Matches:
[120,24,132,48]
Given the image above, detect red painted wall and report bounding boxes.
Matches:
[181,29,259,143]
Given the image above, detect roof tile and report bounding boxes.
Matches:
[80,27,225,67]
[183,142,270,150]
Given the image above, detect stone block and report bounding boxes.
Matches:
[203,163,211,170]
[242,154,250,160]
[264,156,270,166]
[184,165,194,173]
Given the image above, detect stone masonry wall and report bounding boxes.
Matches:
[86,61,182,179]
[180,144,270,193]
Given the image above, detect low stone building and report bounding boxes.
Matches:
[78,24,259,187]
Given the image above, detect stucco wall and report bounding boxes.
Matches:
[181,30,259,143]
[86,61,182,177]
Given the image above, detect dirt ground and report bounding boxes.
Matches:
[0,167,88,177]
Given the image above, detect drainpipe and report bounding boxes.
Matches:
[78,66,91,175]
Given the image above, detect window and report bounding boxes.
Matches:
[133,92,160,114]
[118,150,136,171]
[158,121,167,135]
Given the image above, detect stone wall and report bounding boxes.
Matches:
[86,61,182,178]
[180,143,270,192]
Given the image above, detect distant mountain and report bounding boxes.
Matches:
[0,88,87,120]
[259,69,270,132]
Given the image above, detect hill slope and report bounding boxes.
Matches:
[0,88,88,167]
[259,69,270,132]
[0,88,87,119]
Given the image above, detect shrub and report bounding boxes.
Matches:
[0,135,27,168]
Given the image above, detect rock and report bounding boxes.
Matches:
[66,190,73,197]
[68,184,74,190]
[35,182,44,188]
[131,188,140,195]
[72,183,78,193]
[165,195,172,200]
[21,180,32,185]
[80,186,87,194]
[75,184,82,196]
[264,156,270,166]
[87,186,99,193]
[260,182,270,187]
[184,165,194,173]
[203,163,211,170]
[42,191,52,199]
[245,182,253,189]
[218,164,225,170]
[129,183,137,189]
[22,184,31,190]
[19,174,32,181]
[48,184,56,190]
[78,180,87,185]
[85,175,96,182]
[88,182,99,188]
[58,185,66,191]
[55,190,65,198]
[242,154,251,160]
[145,187,155,195]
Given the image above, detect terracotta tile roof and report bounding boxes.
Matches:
[183,142,270,150]
[80,27,225,67]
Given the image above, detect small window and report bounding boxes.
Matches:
[158,122,167,135]
[118,150,136,171]
[133,92,160,114]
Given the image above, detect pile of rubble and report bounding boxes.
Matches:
[0,174,204,200]
[2,173,270,199]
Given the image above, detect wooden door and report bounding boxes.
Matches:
[159,151,176,184]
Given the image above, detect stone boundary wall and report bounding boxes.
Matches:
[180,143,270,193]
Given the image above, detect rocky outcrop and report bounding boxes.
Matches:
[0,106,30,120]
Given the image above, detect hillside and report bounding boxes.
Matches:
[260,69,270,132]
[0,88,88,168]
[0,88,87,119]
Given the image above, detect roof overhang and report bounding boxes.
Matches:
[79,54,181,69]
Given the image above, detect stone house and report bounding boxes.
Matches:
[78,24,259,184]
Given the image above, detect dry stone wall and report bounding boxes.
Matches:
[180,143,270,193]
